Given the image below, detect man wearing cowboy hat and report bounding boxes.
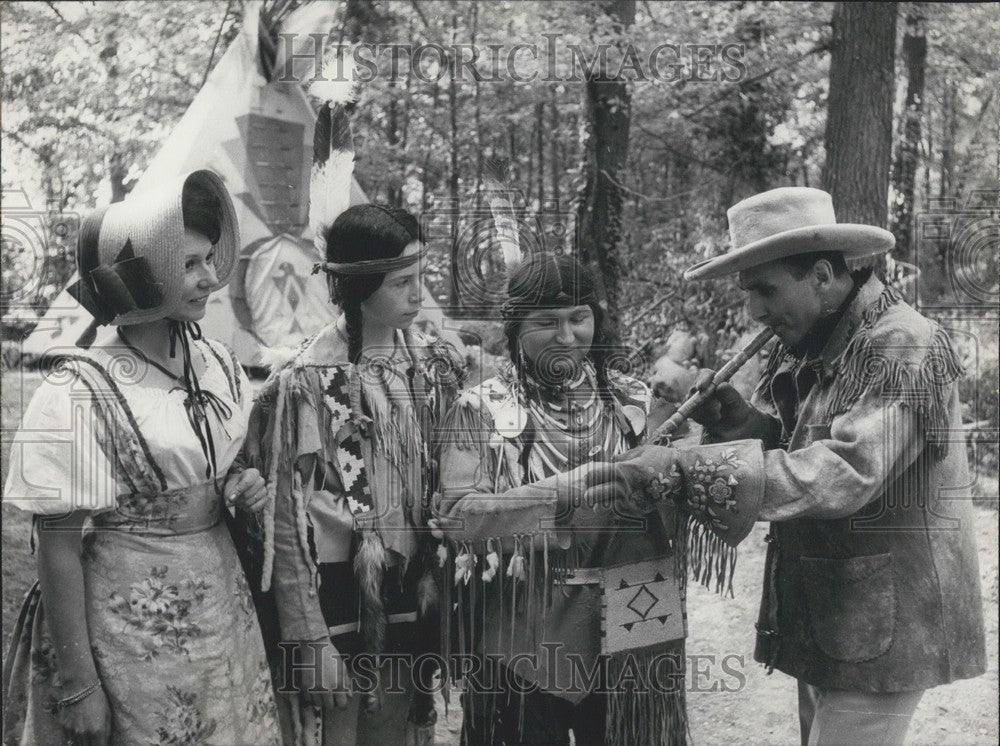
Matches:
[578,187,987,744]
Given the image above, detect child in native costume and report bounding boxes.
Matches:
[244,204,465,746]
[2,171,280,745]
[434,253,713,746]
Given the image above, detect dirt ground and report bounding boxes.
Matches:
[426,510,999,746]
[3,371,997,745]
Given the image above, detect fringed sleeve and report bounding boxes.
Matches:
[435,391,576,552]
[760,320,965,522]
[751,338,789,417]
[427,337,468,421]
[435,391,495,470]
[263,366,330,642]
[824,324,964,460]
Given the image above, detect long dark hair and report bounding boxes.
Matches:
[323,205,422,363]
[502,252,614,400]
[181,180,222,243]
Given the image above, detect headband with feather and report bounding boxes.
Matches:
[309,46,360,255]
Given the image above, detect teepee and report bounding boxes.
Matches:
[19,1,461,368]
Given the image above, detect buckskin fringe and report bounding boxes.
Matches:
[675,513,737,597]
[260,478,277,593]
[753,338,790,410]
[436,394,494,456]
[754,284,906,413]
[826,324,963,460]
[261,367,292,591]
[605,649,690,746]
[366,385,423,501]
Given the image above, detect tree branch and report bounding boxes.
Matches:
[19,114,108,138]
[633,122,728,173]
[681,41,830,120]
[200,0,234,89]
[44,0,95,53]
[165,62,200,92]
[409,0,434,34]
[2,130,50,160]
[633,289,680,319]
[937,43,992,78]
[44,1,67,24]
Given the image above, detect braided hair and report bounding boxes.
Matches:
[502,253,614,401]
[323,205,423,363]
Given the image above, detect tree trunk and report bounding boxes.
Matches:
[447,9,462,311]
[939,85,956,199]
[341,0,379,44]
[923,98,933,200]
[574,0,635,341]
[822,2,898,227]
[535,101,546,208]
[386,76,402,207]
[889,4,927,262]
[470,0,483,195]
[526,123,535,208]
[109,151,130,203]
[399,42,412,206]
[954,89,994,199]
[549,84,561,209]
[421,151,432,213]
[673,154,690,246]
[566,111,579,189]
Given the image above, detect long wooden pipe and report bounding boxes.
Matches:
[649,327,775,444]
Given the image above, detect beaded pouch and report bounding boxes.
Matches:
[600,555,687,655]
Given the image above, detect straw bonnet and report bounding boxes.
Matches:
[684,187,894,281]
[68,169,239,325]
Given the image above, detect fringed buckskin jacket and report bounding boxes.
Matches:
[433,364,765,746]
[243,325,465,658]
[713,275,986,692]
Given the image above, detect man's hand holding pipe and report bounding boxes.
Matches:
[687,369,759,441]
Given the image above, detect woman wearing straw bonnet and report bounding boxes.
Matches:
[244,203,466,745]
[432,252,762,746]
[2,169,280,745]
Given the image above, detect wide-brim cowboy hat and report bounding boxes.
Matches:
[683,187,894,281]
[69,169,239,325]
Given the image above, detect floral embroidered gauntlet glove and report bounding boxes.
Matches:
[582,440,765,547]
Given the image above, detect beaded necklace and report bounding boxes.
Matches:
[520,362,621,479]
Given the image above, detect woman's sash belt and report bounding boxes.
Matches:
[90,482,221,536]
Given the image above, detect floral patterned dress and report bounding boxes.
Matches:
[2,332,280,745]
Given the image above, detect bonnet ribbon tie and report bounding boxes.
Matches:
[67,228,164,325]
[168,321,232,490]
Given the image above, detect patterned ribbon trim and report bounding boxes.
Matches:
[317,364,376,517]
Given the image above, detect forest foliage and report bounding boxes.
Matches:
[2,2,997,460]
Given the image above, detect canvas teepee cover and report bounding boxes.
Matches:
[20,3,460,367]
